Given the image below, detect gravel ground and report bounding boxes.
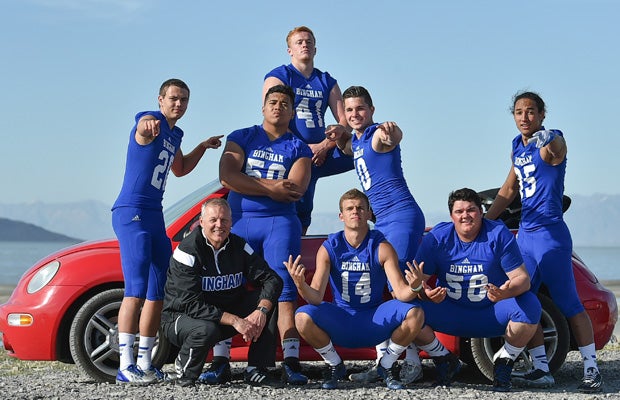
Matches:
[2,285,619,399]
[1,345,619,400]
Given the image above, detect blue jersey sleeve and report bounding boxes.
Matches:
[496,225,524,274]
[415,231,440,276]
[265,65,289,82]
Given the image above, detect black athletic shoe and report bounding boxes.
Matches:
[577,367,603,393]
[432,353,461,386]
[512,368,555,388]
[376,359,404,390]
[281,357,308,385]
[244,367,272,386]
[322,362,346,390]
[174,376,196,387]
[492,357,514,392]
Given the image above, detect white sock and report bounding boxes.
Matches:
[136,336,155,371]
[315,341,342,367]
[418,337,449,357]
[282,338,300,359]
[379,340,406,369]
[578,343,599,373]
[529,345,550,372]
[405,343,422,365]
[118,332,136,370]
[213,339,231,359]
[496,342,524,361]
[375,339,389,364]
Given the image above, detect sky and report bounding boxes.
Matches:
[2,0,619,224]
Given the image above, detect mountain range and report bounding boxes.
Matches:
[0,194,618,247]
[0,218,80,242]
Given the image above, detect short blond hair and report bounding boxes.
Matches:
[286,26,316,47]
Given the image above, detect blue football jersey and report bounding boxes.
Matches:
[322,230,388,311]
[511,128,566,230]
[265,64,337,144]
[113,111,183,210]
[226,125,312,217]
[351,123,417,220]
[415,219,524,309]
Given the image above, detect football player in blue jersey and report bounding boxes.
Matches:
[485,91,602,393]
[285,188,425,390]
[264,26,353,235]
[112,79,223,384]
[331,85,426,383]
[213,84,312,385]
[413,188,541,392]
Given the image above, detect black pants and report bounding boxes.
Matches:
[162,290,278,380]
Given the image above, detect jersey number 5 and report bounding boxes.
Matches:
[246,158,286,179]
[445,273,488,302]
[514,164,536,199]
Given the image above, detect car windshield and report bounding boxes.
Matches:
[163,179,222,227]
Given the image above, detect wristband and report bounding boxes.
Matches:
[411,283,423,293]
[256,306,269,315]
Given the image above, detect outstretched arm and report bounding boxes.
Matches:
[171,135,224,177]
[135,115,160,145]
[530,130,567,165]
[371,121,402,153]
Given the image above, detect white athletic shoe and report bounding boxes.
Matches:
[116,364,154,385]
[141,365,171,383]
[399,360,423,384]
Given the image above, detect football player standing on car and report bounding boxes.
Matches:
[485,91,602,393]
[413,188,542,392]
[111,79,223,384]
[216,84,312,386]
[285,188,425,390]
[331,85,426,384]
[263,26,353,236]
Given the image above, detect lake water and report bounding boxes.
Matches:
[0,241,79,286]
[0,241,619,286]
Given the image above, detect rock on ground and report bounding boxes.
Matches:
[1,348,619,400]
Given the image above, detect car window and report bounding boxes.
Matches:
[164,179,223,227]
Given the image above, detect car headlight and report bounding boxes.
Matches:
[27,260,60,293]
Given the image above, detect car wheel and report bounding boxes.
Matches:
[69,288,171,383]
[470,293,570,381]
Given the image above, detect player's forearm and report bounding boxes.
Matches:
[507,276,530,297]
[294,282,323,305]
[335,136,352,155]
[220,173,270,197]
[174,145,207,177]
[485,186,517,220]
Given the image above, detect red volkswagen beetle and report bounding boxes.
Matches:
[0,180,617,383]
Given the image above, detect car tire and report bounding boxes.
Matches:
[69,288,171,383]
[470,293,570,381]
